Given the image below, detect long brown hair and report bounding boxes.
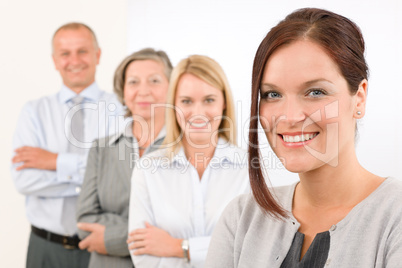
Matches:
[249,8,369,218]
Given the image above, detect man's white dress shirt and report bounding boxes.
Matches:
[11,82,123,235]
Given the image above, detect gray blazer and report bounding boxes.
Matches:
[76,126,165,268]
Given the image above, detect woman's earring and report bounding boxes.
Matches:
[357,111,362,115]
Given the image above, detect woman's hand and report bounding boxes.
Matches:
[127,222,183,257]
[77,222,107,255]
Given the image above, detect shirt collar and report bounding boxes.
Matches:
[172,137,243,166]
[213,138,243,164]
[58,82,101,104]
[108,119,166,146]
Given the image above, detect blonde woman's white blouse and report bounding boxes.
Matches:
[128,138,250,268]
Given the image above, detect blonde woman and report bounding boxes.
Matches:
[127,55,249,268]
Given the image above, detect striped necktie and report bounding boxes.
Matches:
[69,95,84,152]
[62,95,85,234]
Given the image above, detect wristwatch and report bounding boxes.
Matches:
[181,239,189,262]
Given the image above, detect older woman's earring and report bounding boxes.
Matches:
[357,111,362,115]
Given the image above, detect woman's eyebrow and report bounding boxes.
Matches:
[303,78,334,87]
[260,83,280,91]
[261,79,334,90]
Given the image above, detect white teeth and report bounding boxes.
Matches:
[190,121,208,128]
[69,67,84,73]
[282,133,317,143]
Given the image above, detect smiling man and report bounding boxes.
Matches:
[11,23,122,268]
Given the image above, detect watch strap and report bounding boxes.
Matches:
[181,239,189,262]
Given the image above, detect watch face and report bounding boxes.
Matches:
[182,239,189,250]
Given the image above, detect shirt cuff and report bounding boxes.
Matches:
[188,236,211,266]
[56,153,82,183]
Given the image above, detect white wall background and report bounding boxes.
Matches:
[0,1,127,266]
[1,0,401,266]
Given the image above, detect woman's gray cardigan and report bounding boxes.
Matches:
[205,177,402,268]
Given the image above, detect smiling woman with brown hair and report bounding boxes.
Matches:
[205,8,402,268]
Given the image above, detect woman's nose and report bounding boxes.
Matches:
[187,102,205,117]
[137,83,151,95]
[281,99,306,126]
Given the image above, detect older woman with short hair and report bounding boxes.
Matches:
[76,48,172,268]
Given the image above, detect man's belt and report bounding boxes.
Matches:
[31,225,81,250]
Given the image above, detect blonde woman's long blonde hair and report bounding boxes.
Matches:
[163,55,237,155]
